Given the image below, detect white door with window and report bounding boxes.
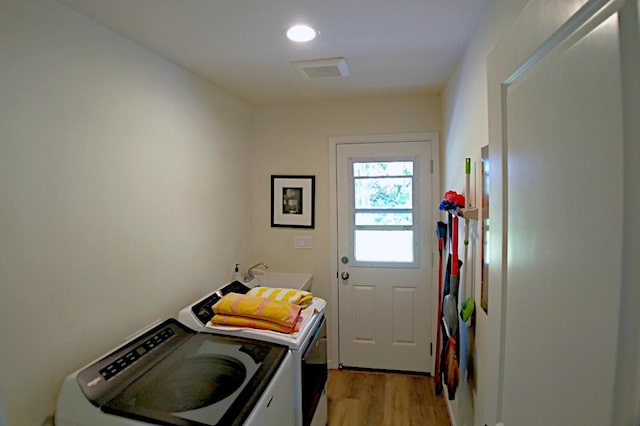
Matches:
[335,139,434,372]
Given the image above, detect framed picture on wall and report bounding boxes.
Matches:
[271,175,315,228]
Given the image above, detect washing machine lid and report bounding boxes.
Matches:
[77,319,287,426]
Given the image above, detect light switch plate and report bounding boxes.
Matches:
[294,235,312,249]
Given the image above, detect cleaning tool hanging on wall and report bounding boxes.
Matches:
[442,229,457,336]
[440,191,464,337]
[438,191,464,399]
[446,215,461,400]
[434,221,447,395]
[461,297,475,322]
[461,158,476,322]
[445,336,460,397]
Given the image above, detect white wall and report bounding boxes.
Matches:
[486,0,640,424]
[0,389,5,426]
[250,95,441,361]
[441,1,527,424]
[0,0,253,424]
[615,1,640,422]
[444,0,640,425]
[0,2,443,422]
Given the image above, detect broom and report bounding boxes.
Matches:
[434,221,447,395]
[445,336,460,399]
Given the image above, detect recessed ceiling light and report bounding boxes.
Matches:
[286,24,317,42]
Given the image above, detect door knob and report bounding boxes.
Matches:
[340,271,350,280]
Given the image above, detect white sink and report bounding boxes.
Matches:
[249,272,313,291]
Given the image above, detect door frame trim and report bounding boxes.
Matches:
[328,132,440,369]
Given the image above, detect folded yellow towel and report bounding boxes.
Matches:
[212,292,301,328]
[247,286,313,308]
[210,314,302,333]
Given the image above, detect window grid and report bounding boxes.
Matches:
[350,158,419,267]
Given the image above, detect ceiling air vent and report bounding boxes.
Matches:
[291,57,350,79]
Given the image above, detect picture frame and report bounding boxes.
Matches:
[271,175,315,229]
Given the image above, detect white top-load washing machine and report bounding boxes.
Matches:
[177,280,327,426]
[56,318,294,426]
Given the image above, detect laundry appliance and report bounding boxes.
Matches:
[56,318,294,426]
[177,281,327,426]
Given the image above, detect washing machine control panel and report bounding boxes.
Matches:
[99,327,175,381]
[191,280,251,325]
[76,319,193,406]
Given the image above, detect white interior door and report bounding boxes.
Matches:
[336,140,433,372]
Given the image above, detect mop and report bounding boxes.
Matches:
[461,158,476,323]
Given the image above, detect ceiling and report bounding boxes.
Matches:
[58,0,488,104]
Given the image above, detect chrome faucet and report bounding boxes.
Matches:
[244,262,269,282]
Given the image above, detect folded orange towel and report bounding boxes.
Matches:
[212,292,302,328]
[247,286,313,308]
[210,314,302,333]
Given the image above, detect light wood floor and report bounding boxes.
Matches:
[327,369,451,426]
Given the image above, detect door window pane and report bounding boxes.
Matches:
[351,159,417,265]
[354,230,414,262]
[354,178,412,209]
[353,161,413,177]
[355,212,412,226]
